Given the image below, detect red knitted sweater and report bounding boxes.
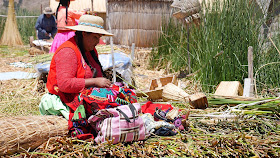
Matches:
[48,39,102,94]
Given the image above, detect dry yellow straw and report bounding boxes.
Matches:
[0,0,23,46]
[268,36,280,56]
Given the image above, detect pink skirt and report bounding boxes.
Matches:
[49,31,76,53]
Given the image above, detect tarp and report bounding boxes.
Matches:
[50,0,106,13]
[98,52,131,71]
[35,52,133,84]
[0,71,38,80]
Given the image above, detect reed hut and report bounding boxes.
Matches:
[107,0,173,47]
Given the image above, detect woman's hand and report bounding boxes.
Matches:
[83,8,94,15]
[85,77,111,88]
[83,8,90,12]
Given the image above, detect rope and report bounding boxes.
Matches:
[4,120,21,151]
[0,15,39,18]
[0,125,8,153]
[37,116,52,140]
[9,118,30,150]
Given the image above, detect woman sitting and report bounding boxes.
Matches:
[40,15,137,139]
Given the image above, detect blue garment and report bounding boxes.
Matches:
[35,14,57,40]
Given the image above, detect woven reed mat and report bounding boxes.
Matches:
[0,115,68,156]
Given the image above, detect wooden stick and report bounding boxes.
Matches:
[131,43,135,61]
[248,46,253,80]
[91,0,94,12]
[248,46,254,97]
[130,43,135,86]
[106,0,116,83]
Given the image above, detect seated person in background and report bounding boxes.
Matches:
[49,0,88,53]
[40,15,137,139]
[35,7,57,40]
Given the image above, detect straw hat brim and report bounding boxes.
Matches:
[43,11,54,15]
[65,25,113,36]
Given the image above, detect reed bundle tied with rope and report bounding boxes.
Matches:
[0,115,68,156]
[0,0,23,46]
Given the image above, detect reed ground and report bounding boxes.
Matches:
[0,45,279,157]
[0,44,199,116]
[0,0,279,156]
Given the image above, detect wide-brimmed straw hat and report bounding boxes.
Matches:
[66,15,113,36]
[43,7,54,15]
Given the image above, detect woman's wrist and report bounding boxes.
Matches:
[85,78,95,87]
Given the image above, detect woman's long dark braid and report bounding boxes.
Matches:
[55,0,69,24]
[75,31,106,77]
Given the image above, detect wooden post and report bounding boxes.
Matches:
[131,43,135,61]
[248,46,253,80]
[106,0,116,83]
[248,46,254,97]
[29,36,34,47]
[243,46,254,97]
[183,17,191,74]
[91,0,94,12]
[129,43,135,86]
[187,24,191,73]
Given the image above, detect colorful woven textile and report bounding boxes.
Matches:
[67,85,138,136]
[88,103,147,144]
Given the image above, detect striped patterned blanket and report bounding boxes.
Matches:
[88,103,148,144]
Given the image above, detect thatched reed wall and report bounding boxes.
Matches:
[107,0,173,47]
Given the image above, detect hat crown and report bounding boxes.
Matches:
[44,7,53,13]
[65,15,113,36]
[79,15,104,28]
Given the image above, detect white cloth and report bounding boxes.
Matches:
[0,71,38,80]
[33,40,52,46]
